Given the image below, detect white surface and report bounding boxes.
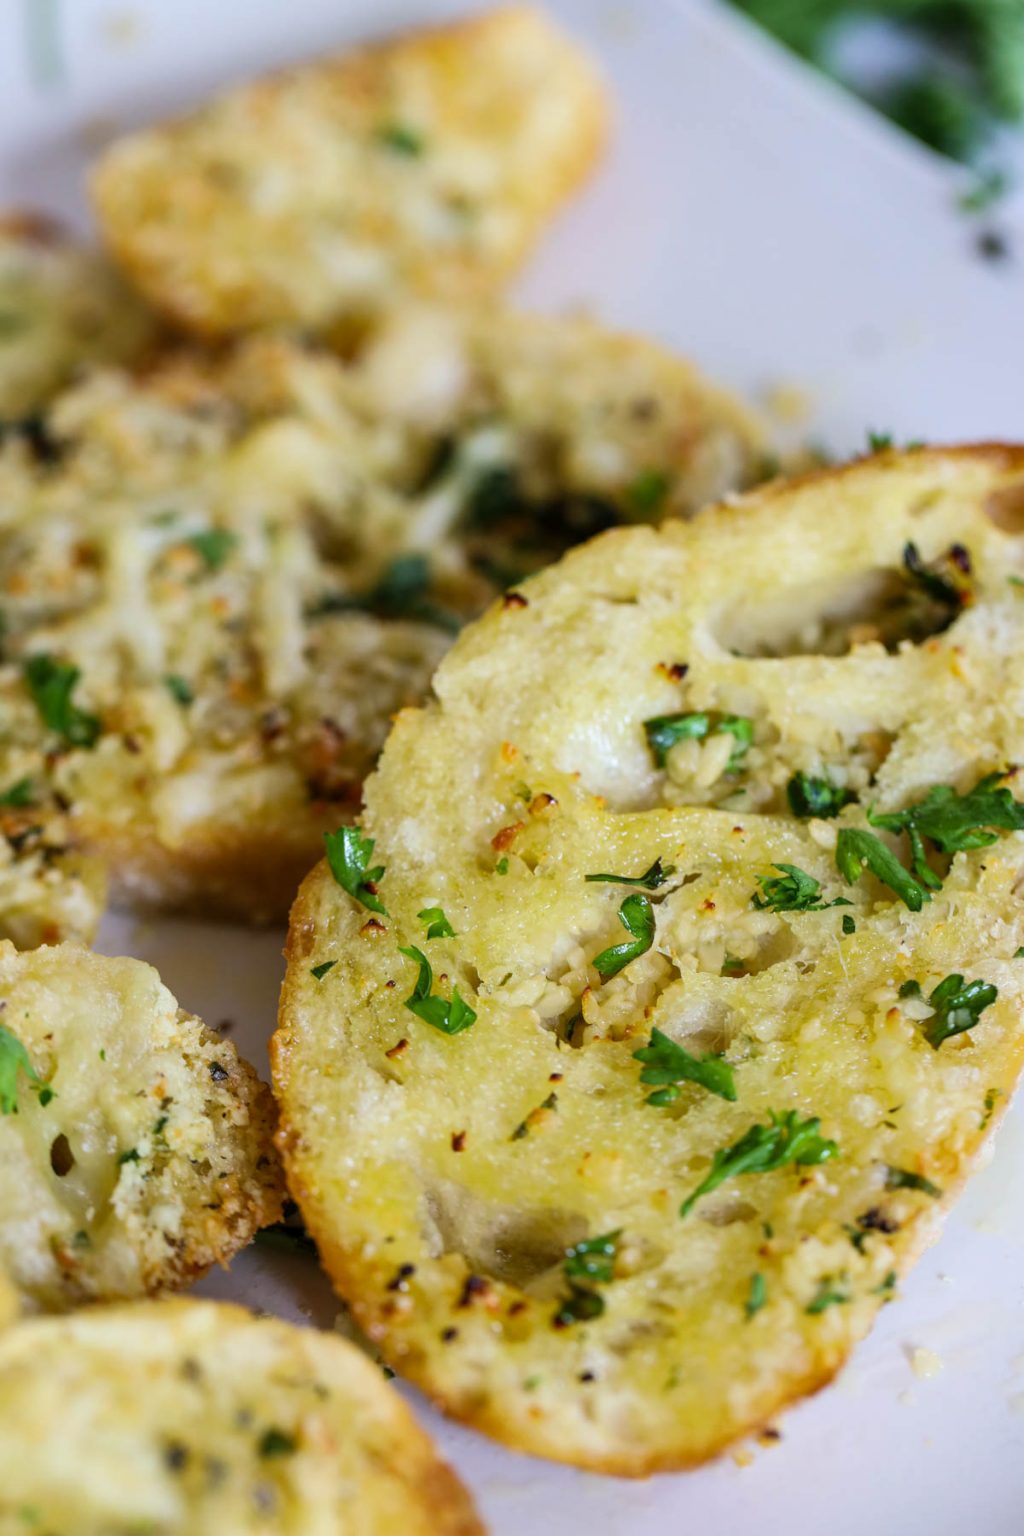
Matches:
[4,1,1024,1531]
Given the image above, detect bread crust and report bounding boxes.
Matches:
[275,444,1024,1473]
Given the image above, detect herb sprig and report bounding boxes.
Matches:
[398,946,476,1036]
[643,712,753,771]
[632,1026,737,1103]
[680,1110,839,1218]
[592,894,655,980]
[324,826,387,915]
[752,863,852,914]
[23,654,100,748]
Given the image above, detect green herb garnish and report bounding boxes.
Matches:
[786,771,855,819]
[258,1428,297,1459]
[585,858,676,890]
[627,469,670,515]
[643,711,753,771]
[310,960,336,981]
[745,1271,767,1319]
[918,973,997,1049]
[398,945,476,1036]
[752,863,852,913]
[869,773,1024,889]
[510,1091,557,1140]
[0,1023,44,1114]
[680,1110,838,1218]
[417,906,455,939]
[186,528,237,572]
[164,674,193,706]
[592,893,655,980]
[0,777,34,808]
[632,1025,736,1104]
[885,1165,942,1199]
[23,654,100,747]
[842,913,856,935]
[835,828,930,911]
[806,1274,851,1315]
[554,1231,620,1327]
[376,122,425,156]
[324,826,386,915]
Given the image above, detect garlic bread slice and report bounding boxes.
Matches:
[0,942,282,1312]
[0,213,157,420]
[92,5,607,338]
[0,1299,482,1535]
[0,309,758,923]
[275,444,1024,1473]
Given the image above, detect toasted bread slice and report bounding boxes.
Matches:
[0,213,158,420]
[0,1299,482,1534]
[275,445,1024,1474]
[0,942,282,1312]
[92,6,607,338]
[0,310,759,924]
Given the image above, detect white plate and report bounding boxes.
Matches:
[3,2,1024,1530]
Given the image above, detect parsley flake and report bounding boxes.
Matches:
[0,777,34,808]
[23,654,101,747]
[752,863,852,913]
[417,906,455,939]
[918,973,997,1049]
[627,469,670,515]
[885,1166,942,1199]
[806,1274,851,1315]
[398,945,476,1035]
[310,960,336,981]
[680,1110,839,1218]
[745,1271,767,1319]
[835,828,930,911]
[554,1231,621,1327]
[643,711,753,771]
[786,771,855,819]
[258,1428,297,1459]
[592,893,655,980]
[376,122,425,156]
[585,858,676,890]
[324,826,387,915]
[164,674,193,706]
[869,773,1024,890]
[186,528,237,572]
[632,1025,736,1103]
[0,1023,45,1114]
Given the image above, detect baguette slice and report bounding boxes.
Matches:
[275,444,1024,1474]
[0,309,760,925]
[0,942,283,1312]
[92,5,608,337]
[0,213,158,419]
[0,1299,482,1535]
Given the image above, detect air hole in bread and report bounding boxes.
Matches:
[423,1181,586,1287]
[715,560,965,658]
[986,480,1024,533]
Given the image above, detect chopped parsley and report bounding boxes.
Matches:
[495,856,510,875]
[842,913,856,935]
[806,1274,851,1315]
[310,960,336,981]
[398,945,476,1035]
[312,555,460,633]
[643,711,753,771]
[510,1091,558,1140]
[592,893,655,980]
[164,674,193,706]
[745,1272,767,1319]
[258,1428,297,1459]
[786,771,855,820]
[376,122,425,156]
[324,826,386,915]
[835,827,930,911]
[869,773,1024,889]
[0,1023,45,1114]
[23,654,101,747]
[0,777,34,808]
[632,1025,736,1103]
[585,857,676,890]
[885,1166,942,1199]
[627,469,670,515]
[867,431,894,452]
[918,973,997,1049]
[417,906,455,939]
[186,528,237,572]
[554,1230,620,1327]
[752,863,851,913]
[680,1110,839,1218]
[981,1087,1002,1129]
